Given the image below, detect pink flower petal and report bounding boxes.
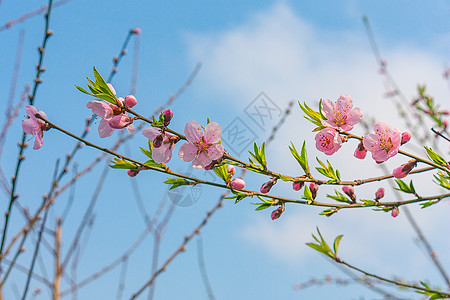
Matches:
[33,131,44,150]
[87,101,112,118]
[22,118,41,135]
[178,142,197,162]
[204,122,222,144]
[152,143,173,163]
[142,127,162,141]
[184,120,202,143]
[207,144,224,161]
[126,124,135,133]
[25,105,38,120]
[192,151,211,169]
[98,118,115,138]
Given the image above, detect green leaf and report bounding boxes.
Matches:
[302,186,313,204]
[394,179,415,194]
[109,158,137,169]
[361,199,376,206]
[333,235,343,254]
[143,160,164,169]
[225,191,248,204]
[213,164,231,183]
[327,190,352,203]
[289,141,309,174]
[248,142,267,169]
[420,200,439,209]
[315,158,340,182]
[298,101,325,130]
[424,146,447,166]
[163,177,192,190]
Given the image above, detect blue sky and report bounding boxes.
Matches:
[1,1,449,299]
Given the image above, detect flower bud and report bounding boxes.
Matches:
[375,187,385,200]
[131,28,141,34]
[292,181,304,191]
[260,179,276,194]
[342,185,356,202]
[271,205,285,220]
[124,95,137,108]
[127,169,139,177]
[109,115,133,129]
[227,165,236,177]
[393,160,417,179]
[354,141,367,159]
[309,183,319,199]
[163,109,173,126]
[153,134,164,148]
[401,132,411,145]
[391,207,399,218]
[231,178,245,190]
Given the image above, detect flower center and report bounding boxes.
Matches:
[195,136,211,153]
[378,137,393,153]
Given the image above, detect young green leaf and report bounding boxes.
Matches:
[163,177,192,190]
[109,158,137,169]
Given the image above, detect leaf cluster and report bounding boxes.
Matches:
[76,67,118,104]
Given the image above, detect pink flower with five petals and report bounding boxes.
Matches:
[363,121,401,163]
[321,95,362,131]
[178,121,224,169]
[22,105,48,150]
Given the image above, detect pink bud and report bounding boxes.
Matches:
[309,183,319,199]
[131,28,141,34]
[271,205,285,220]
[375,187,385,200]
[354,141,367,159]
[391,207,399,217]
[260,179,276,194]
[163,109,173,126]
[109,115,133,129]
[401,132,411,145]
[342,185,356,202]
[227,165,236,176]
[292,181,304,191]
[393,160,417,179]
[231,178,245,190]
[124,95,137,108]
[127,169,139,177]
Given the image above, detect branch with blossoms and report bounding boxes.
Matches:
[18,67,450,224]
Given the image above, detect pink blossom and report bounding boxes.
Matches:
[127,169,139,177]
[227,165,236,176]
[292,181,304,191]
[315,128,342,155]
[375,187,385,200]
[163,109,173,126]
[86,84,137,138]
[354,141,367,159]
[142,127,177,164]
[109,115,135,133]
[260,179,276,194]
[342,185,356,202]
[401,132,411,145]
[231,178,245,190]
[22,105,48,150]
[124,95,137,108]
[309,183,319,199]
[178,121,224,169]
[321,95,362,131]
[363,121,401,163]
[271,205,285,220]
[391,207,399,218]
[393,160,417,179]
